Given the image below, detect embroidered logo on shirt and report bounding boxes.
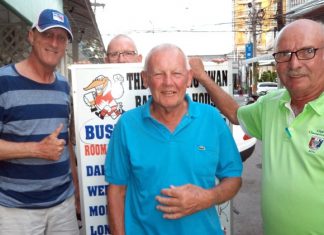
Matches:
[198,145,206,151]
[308,136,324,151]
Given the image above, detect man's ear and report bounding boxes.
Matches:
[28,30,34,46]
[137,54,143,63]
[187,70,194,87]
[141,71,148,88]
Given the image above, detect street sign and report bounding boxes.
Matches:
[245,43,253,59]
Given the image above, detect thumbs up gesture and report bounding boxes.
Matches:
[36,124,66,161]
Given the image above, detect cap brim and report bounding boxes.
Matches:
[33,24,73,41]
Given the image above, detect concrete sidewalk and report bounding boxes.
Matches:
[233,141,263,235]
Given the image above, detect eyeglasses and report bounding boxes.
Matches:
[39,31,68,44]
[272,47,324,63]
[107,51,137,59]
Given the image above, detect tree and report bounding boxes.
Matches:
[259,70,277,82]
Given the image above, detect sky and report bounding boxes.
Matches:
[93,0,234,56]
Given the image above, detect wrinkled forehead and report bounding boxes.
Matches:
[42,27,69,35]
[151,49,185,65]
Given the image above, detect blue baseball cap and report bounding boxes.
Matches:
[32,9,73,41]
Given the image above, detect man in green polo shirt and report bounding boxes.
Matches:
[189,19,324,235]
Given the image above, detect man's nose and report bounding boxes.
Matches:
[288,52,302,68]
[117,54,128,63]
[163,74,174,84]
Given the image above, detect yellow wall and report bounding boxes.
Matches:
[234,0,285,58]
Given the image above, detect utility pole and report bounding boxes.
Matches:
[249,1,257,94]
[91,0,105,14]
[276,0,285,31]
[247,0,265,94]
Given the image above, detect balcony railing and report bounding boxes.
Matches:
[288,0,314,10]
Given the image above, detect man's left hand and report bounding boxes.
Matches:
[156,184,210,219]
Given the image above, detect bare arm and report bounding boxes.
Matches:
[156,177,242,219]
[0,124,66,161]
[68,114,81,215]
[69,142,80,215]
[189,57,240,124]
[108,184,126,235]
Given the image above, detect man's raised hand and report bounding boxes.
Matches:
[36,124,66,160]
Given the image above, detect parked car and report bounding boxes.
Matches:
[256,82,278,95]
[233,124,257,162]
[244,94,260,105]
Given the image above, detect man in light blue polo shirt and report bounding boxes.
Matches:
[105,43,242,235]
[190,19,324,235]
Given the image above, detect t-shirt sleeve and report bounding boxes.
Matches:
[237,98,263,140]
[215,121,243,179]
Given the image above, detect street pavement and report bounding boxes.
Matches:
[231,95,263,235]
[233,140,263,235]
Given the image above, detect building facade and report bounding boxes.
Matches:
[233,0,287,93]
[0,0,105,74]
[286,0,324,21]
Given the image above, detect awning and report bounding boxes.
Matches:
[63,0,105,62]
[63,0,103,47]
[243,54,274,65]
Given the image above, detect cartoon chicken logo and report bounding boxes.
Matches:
[83,74,124,120]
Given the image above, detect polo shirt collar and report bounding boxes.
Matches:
[278,89,291,108]
[279,90,324,116]
[308,92,324,115]
[142,94,199,119]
